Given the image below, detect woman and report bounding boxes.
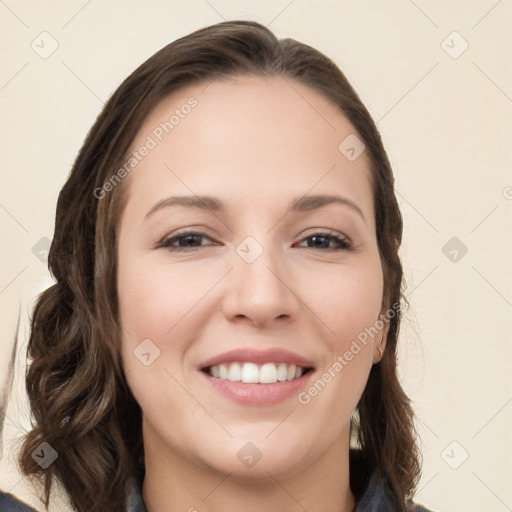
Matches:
[7,20,435,512]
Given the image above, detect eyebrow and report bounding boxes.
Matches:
[144,194,366,222]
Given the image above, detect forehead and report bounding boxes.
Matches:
[122,74,374,226]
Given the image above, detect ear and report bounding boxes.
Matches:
[372,306,391,364]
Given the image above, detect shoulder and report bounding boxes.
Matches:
[349,449,439,512]
[0,491,39,511]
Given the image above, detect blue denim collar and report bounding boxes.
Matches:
[126,469,396,512]
[0,468,418,512]
[127,478,147,512]
[353,470,396,511]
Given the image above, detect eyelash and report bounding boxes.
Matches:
[157,229,353,252]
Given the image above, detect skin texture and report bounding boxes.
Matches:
[117,75,389,512]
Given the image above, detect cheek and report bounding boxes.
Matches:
[117,253,217,343]
[307,257,384,349]
[295,258,383,412]
[117,261,196,435]
[117,252,224,403]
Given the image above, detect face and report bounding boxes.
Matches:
[117,75,388,480]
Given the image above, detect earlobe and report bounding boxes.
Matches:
[374,333,386,364]
[373,308,390,363]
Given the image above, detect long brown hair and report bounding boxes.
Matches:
[19,20,421,511]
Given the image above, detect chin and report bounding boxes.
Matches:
[192,429,319,481]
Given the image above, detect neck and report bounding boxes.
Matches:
[141,423,355,512]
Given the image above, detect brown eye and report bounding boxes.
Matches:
[159,231,217,251]
[296,232,352,251]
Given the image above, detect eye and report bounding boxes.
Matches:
[295,231,352,251]
[157,229,352,252]
[157,230,218,251]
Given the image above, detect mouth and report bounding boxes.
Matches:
[201,361,314,384]
[198,348,315,405]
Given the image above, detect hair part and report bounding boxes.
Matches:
[19,20,421,511]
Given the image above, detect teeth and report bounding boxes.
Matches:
[219,364,228,379]
[227,362,242,381]
[259,363,277,383]
[241,362,259,383]
[276,363,288,382]
[207,361,306,383]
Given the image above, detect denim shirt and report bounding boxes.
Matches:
[124,468,435,512]
[1,470,435,512]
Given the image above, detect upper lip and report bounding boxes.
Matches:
[199,348,315,370]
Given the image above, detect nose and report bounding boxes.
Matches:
[221,243,302,329]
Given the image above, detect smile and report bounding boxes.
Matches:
[204,361,313,384]
[198,348,316,405]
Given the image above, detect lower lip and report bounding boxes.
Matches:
[199,370,314,406]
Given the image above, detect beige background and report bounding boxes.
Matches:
[1,1,511,511]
